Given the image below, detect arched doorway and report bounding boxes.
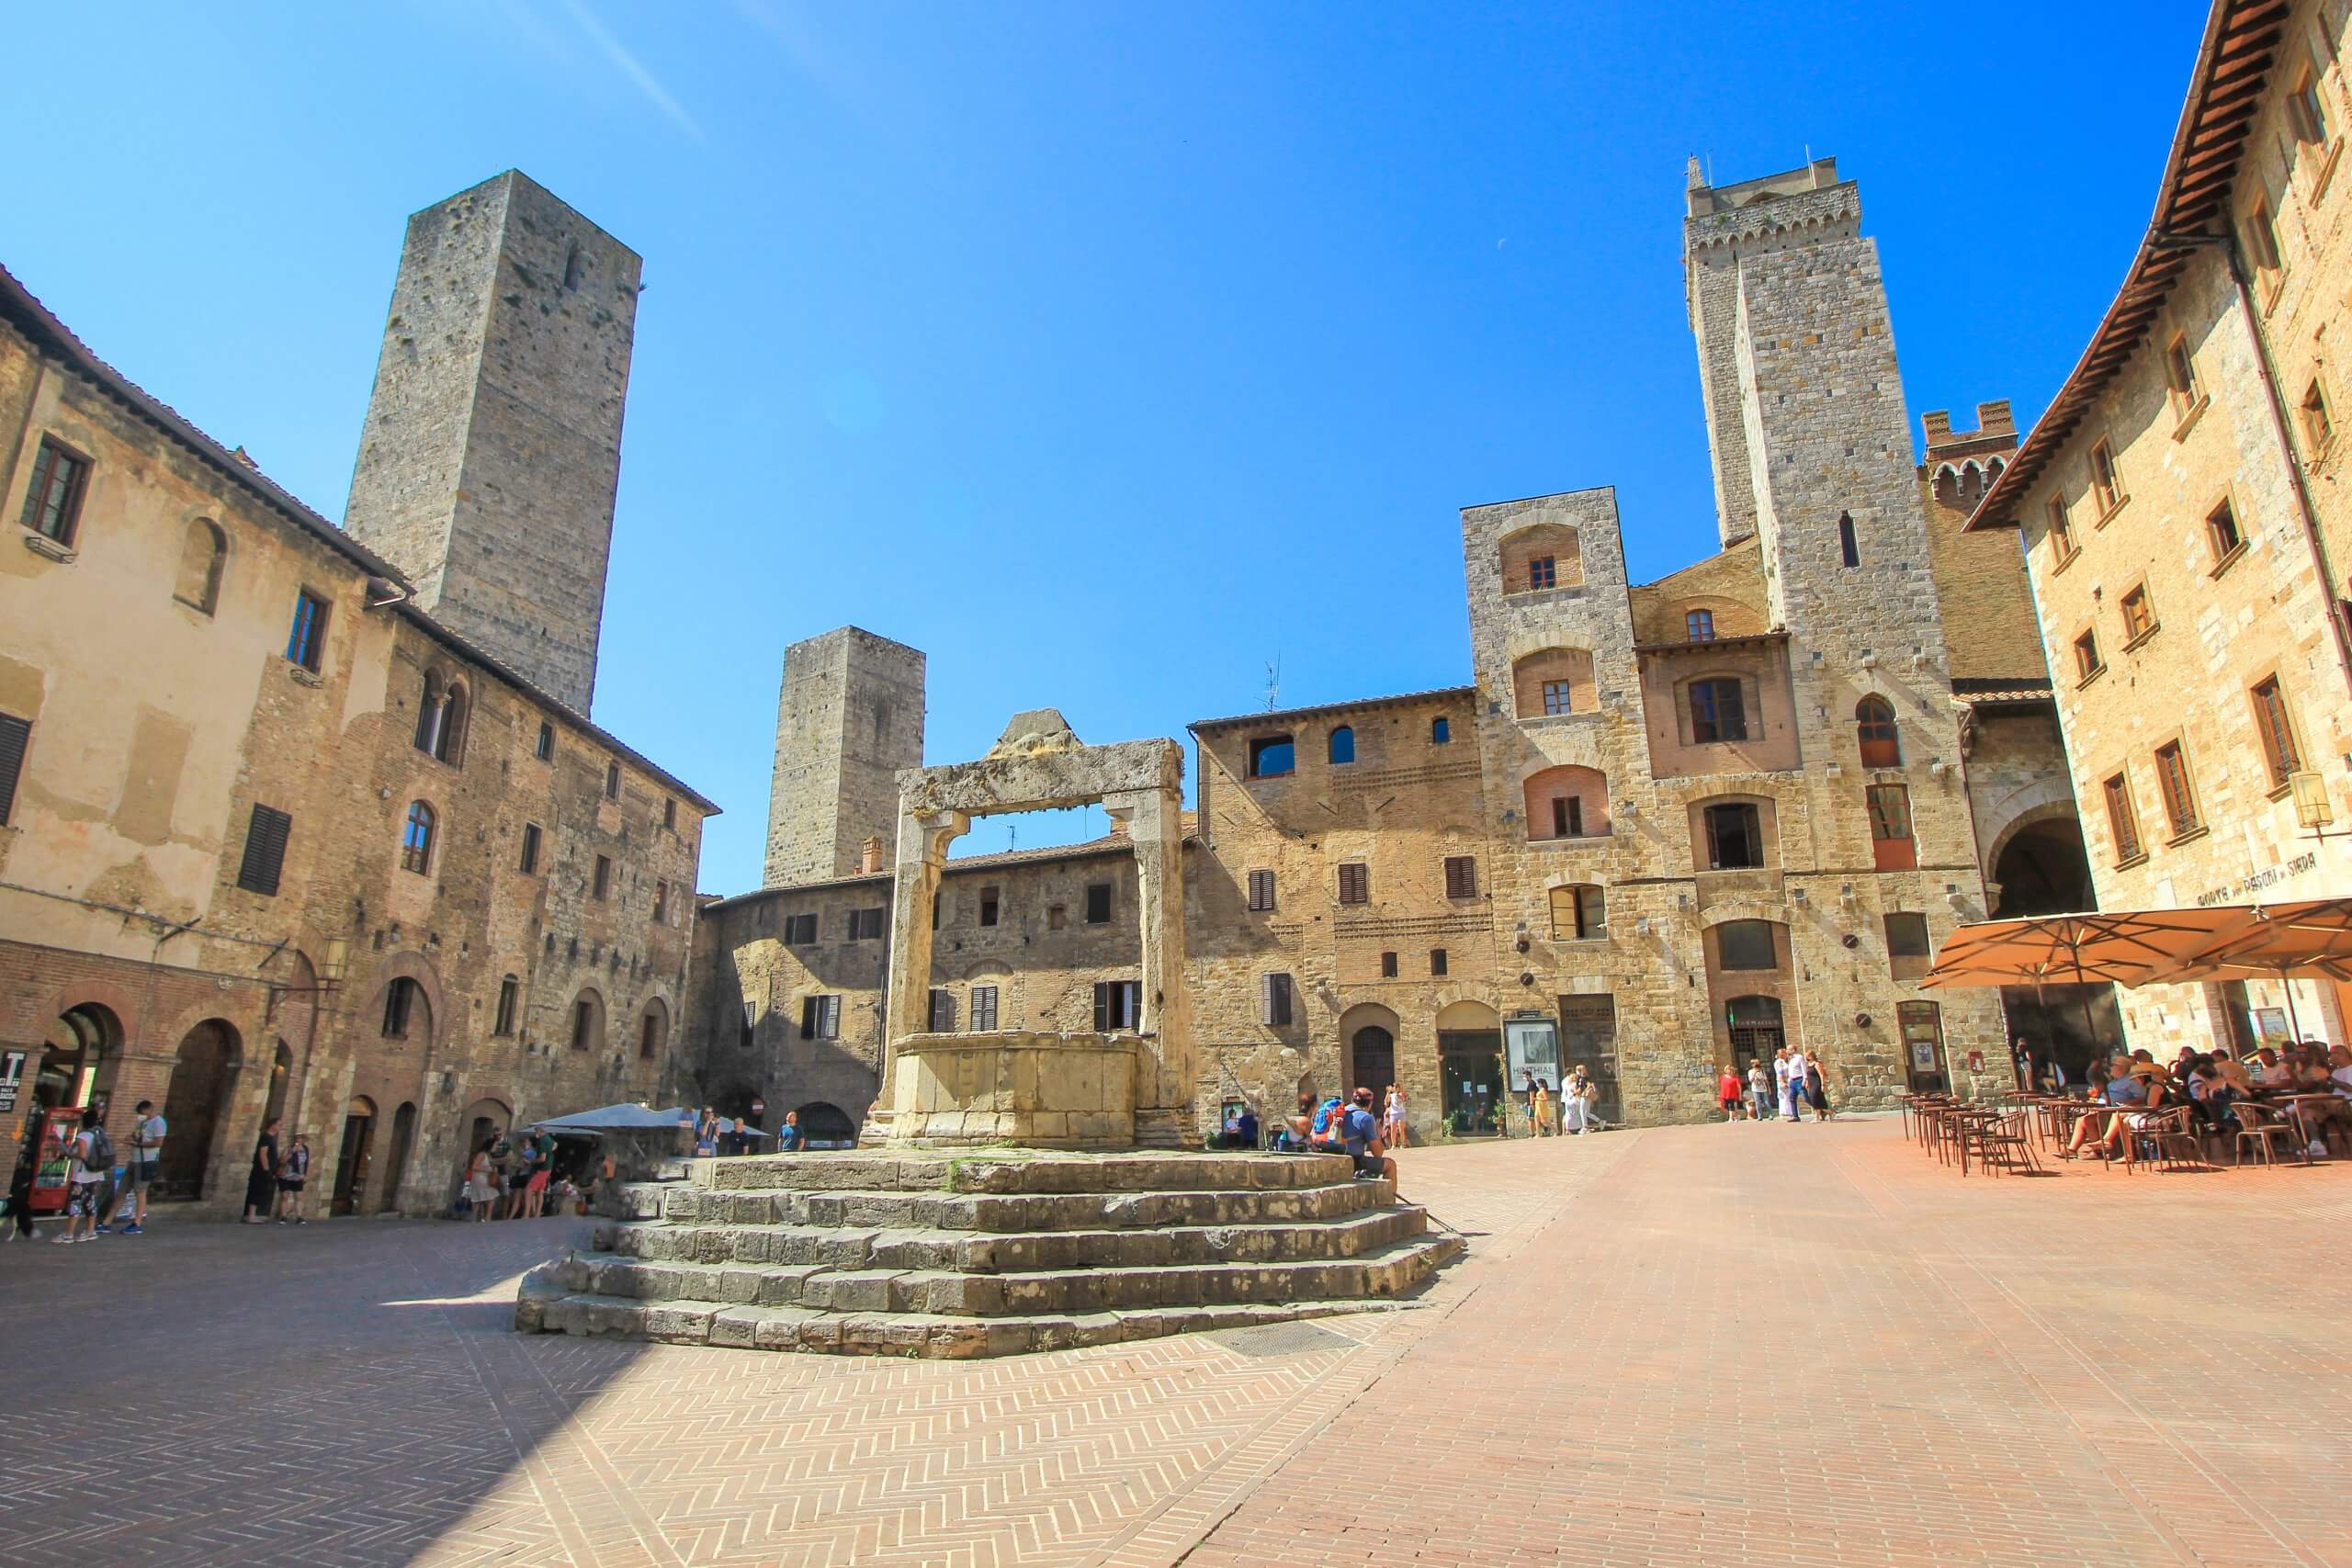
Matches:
[1435,999,1502,1136]
[453,1098,512,1202]
[332,1096,377,1216]
[1991,818,2093,917]
[1350,1027,1396,1100]
[159,1018,243,1200]
[1725,996,1783,1075]
[38,1004,119,1111]
[379,1102,417,1214]
[792,1101,857,1147]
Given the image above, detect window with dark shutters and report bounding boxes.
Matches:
[1337,863,1369,905]
[971,985,999,1032]
[0,712,27,827]
[1261,973,1294,1026]
[494,976,519,1036]
[519,822,542,874]
[237,804,292,896]
[929,989,956,1032]
[1094,980,1139,1032]
[1430,948,1449,976]
[1444,856,1477,899]
[800,995,842,1040]
[1247,869,1275,911]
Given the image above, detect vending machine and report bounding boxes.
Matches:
[28,1106,80,1217]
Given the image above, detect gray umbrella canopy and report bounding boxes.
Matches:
[527,1103,696,1134]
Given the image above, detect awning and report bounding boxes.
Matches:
[2156,897,2352,986]
[527,1103,696,1134]
[1919,908,2235,992]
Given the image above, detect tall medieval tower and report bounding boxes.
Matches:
[344,170,639,714]
[764,626,927,887]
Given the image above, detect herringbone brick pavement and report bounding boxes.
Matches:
[3,1122,2345,1567]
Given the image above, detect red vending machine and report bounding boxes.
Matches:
[28,1106,79,1217]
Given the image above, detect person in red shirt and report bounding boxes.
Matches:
[1718,1065,1745,1122]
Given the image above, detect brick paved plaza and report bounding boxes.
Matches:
[1,1117,2346,1567]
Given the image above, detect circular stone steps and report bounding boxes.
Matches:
[516,1148,1464,1358]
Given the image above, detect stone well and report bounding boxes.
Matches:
[889,1030,1136,1147]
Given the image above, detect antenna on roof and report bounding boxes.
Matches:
[1264,653,1282,712]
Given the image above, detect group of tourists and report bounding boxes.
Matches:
[1521,1068,1604,1135]
[27,1098,172,1242]
[691,1101,803,1156]
[2059,1041,2352,1161]
[458,1126,582,1220]
[1719,1047,1832,1123]
[1269,1086,1400,1181]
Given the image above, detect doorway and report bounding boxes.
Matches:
[1349,1026,1396,1101]
[1899,1000,1950,1093]
[453,1098,512,1204]
[332,1097,377,1216]
[1439,1033,1502,1134]
[1557,995,1622,1123]
[379,1102,417,1214]
[1726,996,1785,1077]
[160,1018,243,1200]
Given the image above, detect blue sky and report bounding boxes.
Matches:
[11,1,2204,893]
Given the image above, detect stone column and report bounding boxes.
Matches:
[859,806,967,1146]
[1105,757,1194,1146]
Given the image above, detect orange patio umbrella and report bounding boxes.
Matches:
[2151,897,2352,1043]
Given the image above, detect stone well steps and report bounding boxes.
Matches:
[516,1148,1463,1359]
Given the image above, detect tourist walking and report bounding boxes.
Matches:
[1718,1064,1744,1122]
[1804,1055,1831,1122]
[463,1137,498,1221]
[1783,1047,1810,1122]
[694,1108,719,1158]
[1530,1077,1552,1137]
[243,1116,280,1224]
[277,1134,311,1224]
[1747,1059,1773,1121]
[56,1107,111,1243]
[1771,1048,1792,1122]
[1384,1084,1409,1148]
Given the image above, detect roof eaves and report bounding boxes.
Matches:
[1188,684,1476,734]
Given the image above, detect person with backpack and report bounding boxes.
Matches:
[243,1116,280,1224]
[56,1107,113,1244]
[276,1133,311,1224]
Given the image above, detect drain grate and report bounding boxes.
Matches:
[1207,1320,1358,1359]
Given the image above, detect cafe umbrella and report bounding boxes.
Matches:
[1920,907,2245,1064]
[2147,897,2352,1043]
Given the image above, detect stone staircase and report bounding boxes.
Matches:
[515,1148,1464,1358]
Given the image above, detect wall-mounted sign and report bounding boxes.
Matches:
[0,1049,23,1118]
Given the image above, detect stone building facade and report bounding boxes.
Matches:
[0,174,714,1218]
[687,154,2078,1138]
[1974,0,2352,1059]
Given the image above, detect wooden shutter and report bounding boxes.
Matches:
[821,996,840,1038]
[1445,856,1476,898]
[929,989,956,1032]
[800,996,818,1040]
[1093,981,1111,1032]
[237,804,292,896]
[0,713,29,827]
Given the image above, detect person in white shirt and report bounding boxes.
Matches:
[104,1100,164,1235]
[1783,1049,1810,1122]
[1771,1049,1792,1123]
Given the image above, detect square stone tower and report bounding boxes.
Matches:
[764,626,926,886]
[343,170,640,714]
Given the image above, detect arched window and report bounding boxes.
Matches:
[1548,884,1608,941]
[400,801,435,874]
[639,998,668,1059]
[1838,512,1860,569]
[174,519,225,614]
[1685,608,1714,642]
[1856,696,1900,767]
[414,675,465,763]
[1689,678,1748,743]
[1328,725,1355,764]
[570,988,605,1052]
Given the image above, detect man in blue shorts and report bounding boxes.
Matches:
[1338,1088,1397,1184]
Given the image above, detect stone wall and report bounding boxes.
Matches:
[344,172,640,714]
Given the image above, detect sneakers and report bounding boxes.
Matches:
[51,1233,74,1245]
[120,1224,143,1235]
[93,1224,112,1235]
[2310,1140,2329,1158]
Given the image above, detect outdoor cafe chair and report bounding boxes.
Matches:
[2233,1101,2312,1169]
[1962,1110,2040,1178]
[2139,1106,2205,1173]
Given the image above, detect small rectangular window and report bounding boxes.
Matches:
[785,912,818,945]
[605,761,620,800]
[2120,583,2156,644]
[1528,555,1557,591]
[1047,903,1067,931]
[1094,979,1140,1032]
[1685,609,1715,641]
[1542,679,1574,716]
[2165,334,2202,411]
[2089,439,2124,516]
[1551,795,1583,838]
[1247,869,1275,911]
[2252,677,2303,786]
[236,803,292,896]
[799,994,841,1040]
[1867,784,1917,872]
[593,855,612,900]
[2046,495,2076,562]
[2103,773,2143,863]
[2154,741,2200,837]
[536,721,554,761]
[1380,951,1398,978]
[2291,63,2333,145]
[663,796,677,829]
[2247,196,2284,275]
[0,712,29,828]
[1430,948,1448,976]
[2207,497,2245,563]
[571,999,594,1050]
[1883,912,1931,959]
[1690,678,1748,743]
[971,985,999,1032]
[519,822,542,874]
[1430,716,1451,745]
[2302,379,2335,452]
[1084,883,1112,924]
[20,437,90,545]
[978,886,1000,926]
[493,976,519,1036]
[653,879,670,924]
[2073,629,2104,683]
[848,907,886,940]
[928,988,956,1032]
[1248,735,1295,778]
[383,978,413,1039]
[1444,855,1477,899]
[1261,973,1294,1027]
[1337,863,1369,905]
[286,590,330,671]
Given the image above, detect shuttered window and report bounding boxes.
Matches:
[0,712,30,828]
[1247,869,1275,911]
[2154,743,2200,836]
[1337,863,1369,904]
[2103,773,2143,863]
[971,985,999,1032]
[929,989,957,1032]
[1261,973,1294,1026]
[848,907,886,939]
[1444,856,1477,899]
[236,803,292,896]
[2252,678,2302,785]
[800,994,842,1040]
[1093,980,1140,1032]
[519,822,542,874]
[21,437,90,544]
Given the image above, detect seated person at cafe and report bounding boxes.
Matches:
[2063,1056,2168,1159]
[2211,1047,2255,1095]
[2252,1046,2294,1087]
[2184,1055,2234,1136]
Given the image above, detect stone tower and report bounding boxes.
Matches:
[764,626,926,887]
[344,170,640,714]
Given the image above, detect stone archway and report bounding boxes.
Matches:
[159,1018,243,1200]
[1335,1002,1402,1100]
[38,1002,121,1112]
[1990,815,2094,918]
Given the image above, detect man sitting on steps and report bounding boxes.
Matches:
[1337,1087,1397,1185]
